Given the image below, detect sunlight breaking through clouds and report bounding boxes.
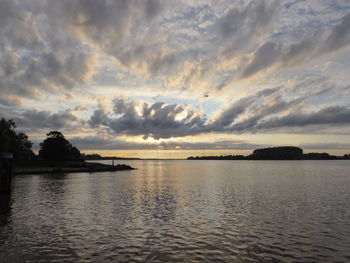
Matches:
[1,0,350,155]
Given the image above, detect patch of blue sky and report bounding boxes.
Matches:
[129,94,199,106]
[163,4,209,24]
[20,54,32,63]
[308,88,347,108]
[329,1,350,12]
[127,94,222,117]
[293,1,350,20]
[92,68,149,88]
[270,31,287,39]
[284,0,306,9]
[160,4,216,38]
[201,100,223,117]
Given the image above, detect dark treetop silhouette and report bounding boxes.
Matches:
[39,131,82,161]
[0,118,34,162]
[0,118,134,175]
[82,153,140,160]
[251,146,303,160]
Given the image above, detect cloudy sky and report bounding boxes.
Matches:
[1,0,350,158]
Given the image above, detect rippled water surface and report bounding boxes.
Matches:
[1,160,350,262]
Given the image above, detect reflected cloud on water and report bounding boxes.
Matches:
[0,160,350,262]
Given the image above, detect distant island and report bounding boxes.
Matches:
[82,153,140,160]
[187,146,350,160]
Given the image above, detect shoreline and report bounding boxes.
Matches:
[14,162,135,175]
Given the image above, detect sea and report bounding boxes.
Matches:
[1,160,350,263]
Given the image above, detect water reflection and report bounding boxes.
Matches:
[0,194,12,226]
[134,161,178,224]
[0,160,350,262]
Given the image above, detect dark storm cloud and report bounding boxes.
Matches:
[2,109,78,131]
[241,12,350,78]
[85,88,280,138]
[89,98,207,139]
[65,137,350,152]
[158,140,261,151]
[47,0,164,43]
[241,42,282,78]
[0,0,167,105]
[0,51,96,104]
[30,136,350,153]
[226,96,306,133]
[0,96,22,107]
[1,0,349,145]
[24,52,93,88]
[88,108,110,128]
[218,0,280,56]
[68,136,263,151]
[210,87,281,128]
[211,102,350,135]
[320,13,350,53]
[300,142,350,150]
[69,136,146,151]
[254,106,350,130]
[47,0,171,76]
[0,0,99,104]
[0,0,42,50]
[87,88,350,139]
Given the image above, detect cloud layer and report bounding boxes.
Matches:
[1,0,350,153]
[86,90,350,139]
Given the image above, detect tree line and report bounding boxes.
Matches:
[187,146,350,160]
[0,118,82,162]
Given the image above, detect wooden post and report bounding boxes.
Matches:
[0,153,14,195]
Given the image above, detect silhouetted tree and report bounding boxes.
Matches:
[0,118,16,154]
[39,131,82,161]
[251,146,303,160]
[303,152,332,160]
[0,118,34,161]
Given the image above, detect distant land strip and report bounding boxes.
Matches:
[187,146,350,160]
[15,161,134,175]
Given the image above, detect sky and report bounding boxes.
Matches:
[1,0,350,159]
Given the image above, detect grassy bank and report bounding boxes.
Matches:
[15,161,135,175]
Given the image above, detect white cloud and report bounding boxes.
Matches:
[1,0,350,151]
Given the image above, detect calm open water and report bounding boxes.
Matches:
[1,160,350,263]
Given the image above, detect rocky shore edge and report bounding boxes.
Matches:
[15,162,135,175]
